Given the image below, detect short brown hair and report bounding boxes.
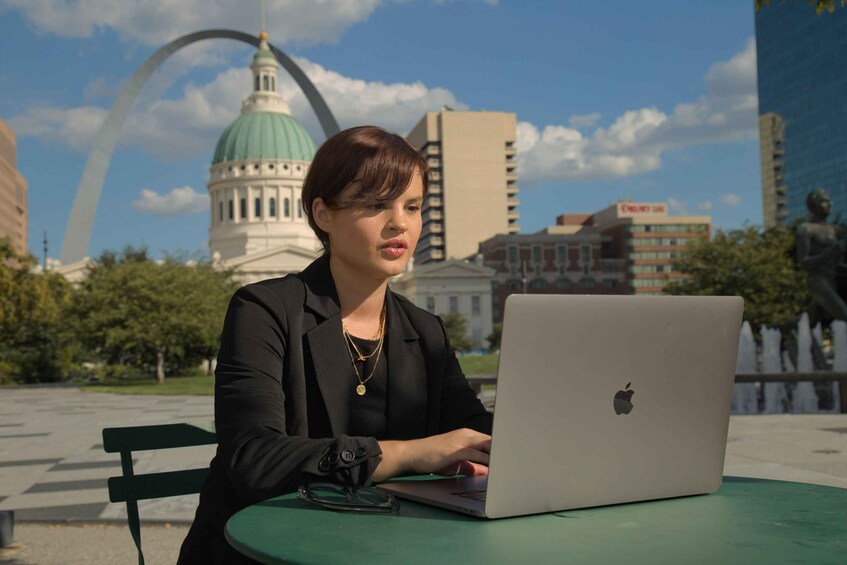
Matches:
[301,126,429,251]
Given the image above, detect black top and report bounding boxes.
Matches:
[178,255,493,565]
[347,334,388,438]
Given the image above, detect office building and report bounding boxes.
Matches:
[477,231,626,324]
[551,202,711,295]
[755,6,847,225]
[0,118,28,258]
[406,110,519,264]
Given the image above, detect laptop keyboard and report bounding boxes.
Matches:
[453,490,487,502]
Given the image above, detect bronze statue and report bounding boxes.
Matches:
[797,188,847,325]
[793,188,847,370]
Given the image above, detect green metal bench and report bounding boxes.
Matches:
[102,423,216,565]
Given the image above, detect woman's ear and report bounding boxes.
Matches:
[312,197,334,233]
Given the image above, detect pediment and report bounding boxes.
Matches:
[223,244,320,270]
[412,260,494,278]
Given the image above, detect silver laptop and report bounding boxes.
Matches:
[378,294,744,519]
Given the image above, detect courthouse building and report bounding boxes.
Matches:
[207,32,320,283]
[0,119,28,258]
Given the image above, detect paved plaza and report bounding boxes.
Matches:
[0,386,846,563]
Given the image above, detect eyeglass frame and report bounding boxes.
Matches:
[297,482,399,514]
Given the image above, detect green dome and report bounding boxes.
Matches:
[253,48,276,61]
[212,112,316,164]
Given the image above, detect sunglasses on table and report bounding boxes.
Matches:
[297,482,399,514]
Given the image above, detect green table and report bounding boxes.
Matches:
[225,477,847,564]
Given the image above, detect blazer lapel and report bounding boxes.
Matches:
[385,291,428,440]
[301,256,349,438]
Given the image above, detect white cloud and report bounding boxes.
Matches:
[568,112,601,129]
[697,201,713,211]
[517,38,758,184]
[9,35,759,188]
[668,197,688,215]
[9,56,467,159]
[133,186,209,215]
[281,57,467,139]
[0,0,385,46]
[722,192,741,207]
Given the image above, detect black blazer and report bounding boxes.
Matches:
[179,255,493,564]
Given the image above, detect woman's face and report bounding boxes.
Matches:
[316,170,424,281]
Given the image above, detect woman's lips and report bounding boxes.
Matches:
[381,246,407,258]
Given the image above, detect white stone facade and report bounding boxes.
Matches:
[391,257,496,349]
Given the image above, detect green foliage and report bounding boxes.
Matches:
[755,0,847,14]
[0,239,77,382]
[440,311,475,353]
[486,323,503,353]
[71,248,239,383]
[664,225,807,331]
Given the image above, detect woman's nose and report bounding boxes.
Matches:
[388,206,407,231]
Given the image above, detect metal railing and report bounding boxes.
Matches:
[466,373,847,413]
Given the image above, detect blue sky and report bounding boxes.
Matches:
[0,0,760,262]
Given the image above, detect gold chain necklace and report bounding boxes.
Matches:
[342,303,386,396]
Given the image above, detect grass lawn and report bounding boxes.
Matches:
[80,354,499,396]
[458,354,499,375]
[81,375,214,395]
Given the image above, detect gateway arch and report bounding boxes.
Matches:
[60,29,340,265]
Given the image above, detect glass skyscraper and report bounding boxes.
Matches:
[755,5,847,226]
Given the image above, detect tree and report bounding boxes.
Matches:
[72,249,239,383]
[440,311,475,353]
[0,239,76,382]
[664,225,807,331]
[755,0,847,14]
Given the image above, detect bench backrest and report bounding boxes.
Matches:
[102,423,217,565]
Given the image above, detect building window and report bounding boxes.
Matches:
[219,202,223,222]
[255,198,262,218]
[578,278,596,288]
[530,279,547,290]
[284,198,290,217]
[297,199,303,218]
[269,198,276,217]
[556,245,567,263]
[472,328,482,345]
[228,200,234,220]
[449,296,459,313]
[581,245,591,274]
[603,279,618,289]
[426,296,435,313]
[471,295,481,316]
[555,278,572,289]
[240,198,247,219]
[532,245,542,264]
[263,75,269,90]
[507,279,522,291]
[254,75,259,91]
[508,246,518,264]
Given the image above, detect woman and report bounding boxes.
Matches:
[178,126,493,564]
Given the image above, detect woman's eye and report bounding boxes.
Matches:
[367,203,385,211]
[406,205,421,213]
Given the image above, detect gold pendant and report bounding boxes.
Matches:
[356,384,366,396]
[358,354,366,362]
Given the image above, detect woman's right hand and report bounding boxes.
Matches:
[374,428,491,482]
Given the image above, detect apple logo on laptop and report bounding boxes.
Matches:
[613,382,635,415]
